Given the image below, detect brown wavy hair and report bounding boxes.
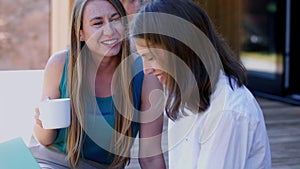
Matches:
[132,0,247,120]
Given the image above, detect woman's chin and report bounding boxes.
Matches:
[103,45,122,57]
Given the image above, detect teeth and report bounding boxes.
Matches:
[102,39,117,45]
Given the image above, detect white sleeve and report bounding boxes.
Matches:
[197,108,271,169]
[244,102,272,169]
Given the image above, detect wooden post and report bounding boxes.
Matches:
[50,0,75,55]
[193,0,242,55]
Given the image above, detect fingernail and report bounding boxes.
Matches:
[44,96,51,101]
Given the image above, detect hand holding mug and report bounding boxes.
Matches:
[34,107,43,128]
[38,97,71,129]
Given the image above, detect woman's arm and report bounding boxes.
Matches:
[138,74,166,169]
[33,50,67,146]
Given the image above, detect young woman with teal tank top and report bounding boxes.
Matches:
[29,0,166,168]
[53,52,142,164]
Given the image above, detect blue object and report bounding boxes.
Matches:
[0,137,40,169]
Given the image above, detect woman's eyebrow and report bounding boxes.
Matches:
[111,12,119,17]
[89,13,119,22]
[89,16,103,22]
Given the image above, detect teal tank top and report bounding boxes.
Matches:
[52,53,144,164]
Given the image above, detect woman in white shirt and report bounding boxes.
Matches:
[131,0,272,168]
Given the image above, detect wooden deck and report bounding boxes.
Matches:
[257,97,300,169]
[126,97,300,169]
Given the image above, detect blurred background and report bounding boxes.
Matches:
[0,0,299,168]
[1,0,299,104]
[0,0,49,70]
[195,0,299,105]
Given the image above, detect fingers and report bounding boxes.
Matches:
[35,96,50,128]
[35,107,40,114]
[34,107,40,119]
[34,107,43,128]
[43,96,51,101]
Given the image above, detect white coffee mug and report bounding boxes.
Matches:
[39,98,71,129]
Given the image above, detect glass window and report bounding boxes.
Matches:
[240,0,283,75]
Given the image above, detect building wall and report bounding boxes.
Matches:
[0,0,50,70]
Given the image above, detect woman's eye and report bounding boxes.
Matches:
[110,17,121,23]
[94,21,103,26]
[146,56,154,61]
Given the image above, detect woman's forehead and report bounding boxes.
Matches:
[83,0,118,18]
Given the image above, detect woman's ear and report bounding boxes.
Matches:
[79,30,84,41]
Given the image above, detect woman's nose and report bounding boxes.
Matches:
[103,23,114,36]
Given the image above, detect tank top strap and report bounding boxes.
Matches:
[59,51,69,98]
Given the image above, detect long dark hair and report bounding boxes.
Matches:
[131,0,247,120]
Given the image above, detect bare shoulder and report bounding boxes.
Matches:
[43,50,68,90]
[45,50,68,71]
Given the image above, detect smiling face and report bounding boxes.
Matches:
[135,38,169,84]
[80,0,124,57]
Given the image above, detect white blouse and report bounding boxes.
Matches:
[168,73,272,169]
